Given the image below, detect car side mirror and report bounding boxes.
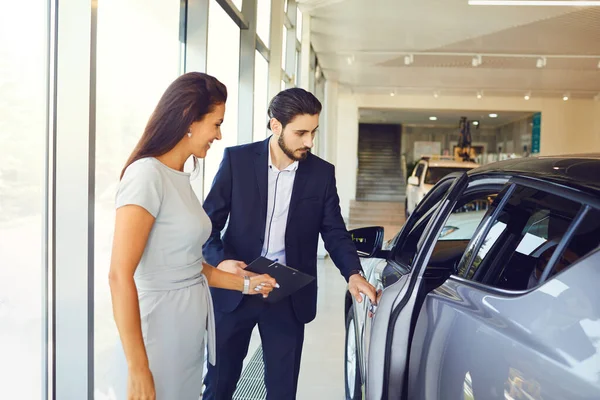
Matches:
[408,176,419,186]
[350,226,386,258]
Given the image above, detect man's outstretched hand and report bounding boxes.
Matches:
[348,274,377,304]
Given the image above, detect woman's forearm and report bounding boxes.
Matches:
[202,263,244,292]
[109,274,149,370]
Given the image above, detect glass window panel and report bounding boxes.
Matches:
[232,0,243,11]
[0,2,47,399]
[204,0,241,197]
[253,51,269,142]
[94,0,181,396]
[295,50,300,86]
[256,0,272,48]
[282,26,288,71]
[296,8,303,42]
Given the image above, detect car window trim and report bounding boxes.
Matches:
[461,183,517,279]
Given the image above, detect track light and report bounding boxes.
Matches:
[524,92,531,100]
[346,55,354,65]
[477,90,483,99]
[433,91,440,98]
[429,116,438,121]
[536,57,547,68]
[472,55,483,67]
[404,54,414,66]
[563,93,570,101]
[473,121,480,126]
[489,113,498,118]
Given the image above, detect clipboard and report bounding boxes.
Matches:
[245,257,315,303]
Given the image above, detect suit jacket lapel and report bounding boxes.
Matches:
[287,155,311,226]
[254,138,270,221]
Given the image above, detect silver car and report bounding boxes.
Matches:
[344,155,600,400]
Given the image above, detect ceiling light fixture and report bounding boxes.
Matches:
[469,1,600,6]
[536,57,547,68]
[489,113,498,118]
[390,91,395,97]
[404,54,414,66]
[563,93,570,101]
[473,120,480,126]
[433,91,440,98]
[472,55,483,67]
[524,91,531,100]
[477,90,483,99]
[429,116,438,121]
[346,55,354,65]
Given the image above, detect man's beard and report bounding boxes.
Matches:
[278,134,310,161]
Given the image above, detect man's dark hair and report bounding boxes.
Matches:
[267,88,322,130]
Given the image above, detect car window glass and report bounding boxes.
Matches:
[414,163,425,179]
[538,208,600,283]
[439,195,495,242]
[461,186,584,291]
[425,167,470,185]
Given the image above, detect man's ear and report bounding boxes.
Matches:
[270,118,282,135]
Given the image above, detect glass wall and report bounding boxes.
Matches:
[204,0,241,198]
[257,0,272,47]
[254,51,270,142]
[94,0,182,397]
[0,0,314,395]
[0,2,47,399]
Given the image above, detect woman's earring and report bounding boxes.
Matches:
[187,131,192,138]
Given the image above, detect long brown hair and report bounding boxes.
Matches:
[120,72,227,179]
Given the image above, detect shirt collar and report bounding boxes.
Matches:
[268,142,299,172]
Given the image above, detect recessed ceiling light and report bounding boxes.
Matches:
[489,113,498,118]
[477,90,483,99]
[524,92,531,100]
[536,57,547,68]
[429,116,438,121]
[433,91,440,98]
[472,55,482,67]
[473,121,480,126]
[469,1,600,5]
[390,92,395,97]
[563,94,569,101]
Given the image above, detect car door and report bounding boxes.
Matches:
[407,180,600,400]
[367,172,469,400]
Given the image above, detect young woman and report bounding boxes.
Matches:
[109,72,277,400]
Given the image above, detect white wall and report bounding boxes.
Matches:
[327,90,600,219]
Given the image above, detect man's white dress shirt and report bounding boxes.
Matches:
[261,144,298,266]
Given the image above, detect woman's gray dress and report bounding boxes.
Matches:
[113,157,216,399]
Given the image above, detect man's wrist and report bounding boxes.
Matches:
[348,269,365,279]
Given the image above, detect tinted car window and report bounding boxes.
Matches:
[414,163,425,179]
[425,167,471,185]
[460,185,589,291]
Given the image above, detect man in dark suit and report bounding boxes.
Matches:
[202,88,377,400]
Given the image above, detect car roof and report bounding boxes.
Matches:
[468,154,600,194]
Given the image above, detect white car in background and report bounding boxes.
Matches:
[406,156,479,217]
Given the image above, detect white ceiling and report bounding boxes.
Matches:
[299,0,600,98]
[359,108,534,128]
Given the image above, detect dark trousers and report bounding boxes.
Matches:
[203,296,305,400]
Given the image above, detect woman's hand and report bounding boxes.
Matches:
[217,259,257,277]
[248,274,279,298]
[127,366,156,400]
